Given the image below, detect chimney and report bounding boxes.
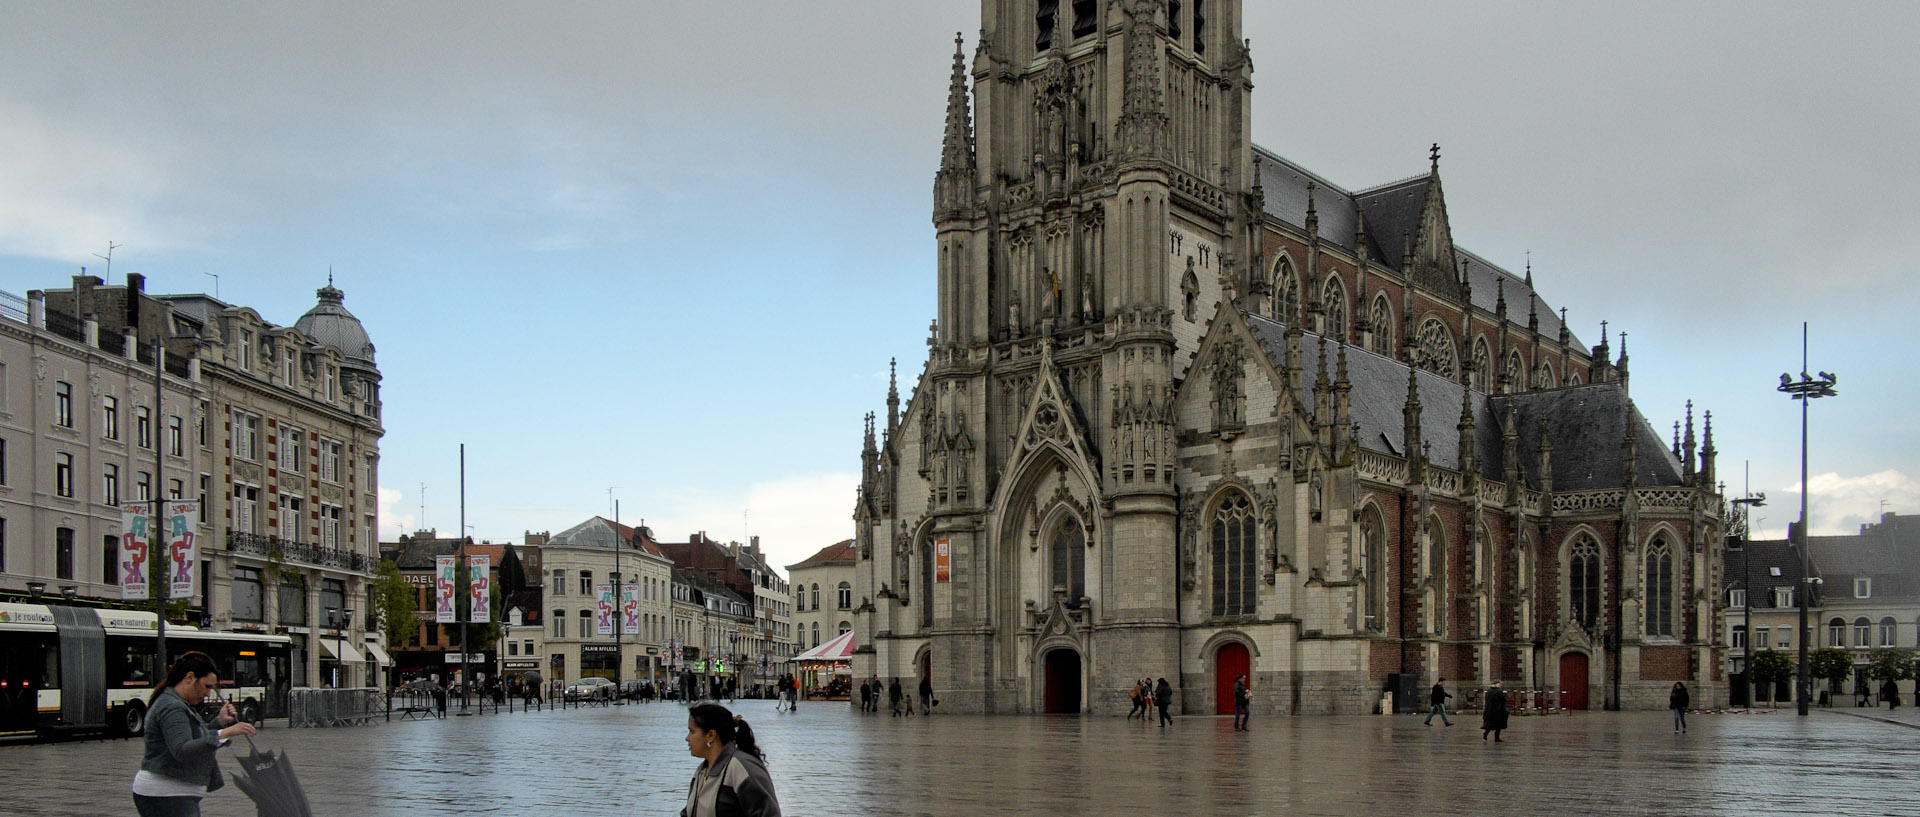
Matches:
[750,535,762,560]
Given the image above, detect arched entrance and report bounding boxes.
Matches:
[1559,652,1590,710]
[1214,643,1250,714]
[1043,649,1081,713]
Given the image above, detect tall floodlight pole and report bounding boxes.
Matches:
[1778,323,1836,717]
[153,339,169,666]
[612,498,623,704]
[459,444,468,708]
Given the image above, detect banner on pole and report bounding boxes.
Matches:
[119,502,153,601]
[467,555,491,624]
[435,556,457,623]
[622,582,639,634]
[164,500,197,598]
[935,537,951,583]
[596,584,614,635]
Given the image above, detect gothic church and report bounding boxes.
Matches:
[852,0,1725,715]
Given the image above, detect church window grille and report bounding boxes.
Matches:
[1416,317,1457,377]
[1168,1,1182,43]
[1071,0,1097,39]
[1470,339,1492,393]
[1035,0,1058,50]
[1645,538,1674,637]
[1569,535,1601,631]
[1359,509,1385,630]
[1191,0,1205,55]
[1534,361,1555,391]
[1210,491,1256,617]
[1505,351,1523,393]
[1426,518,1447,637]
[1321,277,1347,340]
[1051,516,1086,603]
[1368,295,1393,355]
[1273,258,1299,323]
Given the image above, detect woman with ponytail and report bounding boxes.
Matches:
[682,703,780,816]
[131,650,257,816]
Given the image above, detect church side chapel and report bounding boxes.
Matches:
[852,0,1725,715]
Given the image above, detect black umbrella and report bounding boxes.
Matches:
[233,738,315,817]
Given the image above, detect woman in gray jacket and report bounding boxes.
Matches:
[131,651,257,816]
[682,703,780,817]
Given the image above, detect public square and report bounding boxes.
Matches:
[6,701,1918,817]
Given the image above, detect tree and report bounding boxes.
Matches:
[371,560,418,656]
[1750,649,1794,708]
[1810,648,1854,700]
[1865,648,1916,685]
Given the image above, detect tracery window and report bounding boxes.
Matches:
[1534,361,1555,391]
[1320,277,1347,340]
[1051,516,1086,603]
[1416,317,1457,377]
[1645,538,1674,637]
[1359,508,1385,630]
[1569,535,1601,631]
[1426,518,1447,637]
[1505,351,1523,393]
[1470,339,1492,393]
[1210,491,1256,617]
[1368,295,1394,355]
[1273,257,1299,323]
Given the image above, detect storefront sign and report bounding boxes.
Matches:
[581,644,619,653]
[935,538,951,583]
[503,659,540,670]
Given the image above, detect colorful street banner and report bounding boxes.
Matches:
[596,584,614,635]
[163,500,197,598]
[622,582,639,633]
[467,555,491,624]
[935,537,951,583]
[435,556,457,623]
[119,502,153,601]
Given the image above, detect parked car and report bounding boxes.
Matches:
[565,677,616,701]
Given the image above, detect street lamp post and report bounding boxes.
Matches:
[1730,492,1765,708]
[342,607,354,688]
[1778,323,1837,717]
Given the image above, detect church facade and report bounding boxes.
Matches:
[851,0,1726,715]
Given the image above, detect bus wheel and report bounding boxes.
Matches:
[239,700,261,725]
[118,702,147,737]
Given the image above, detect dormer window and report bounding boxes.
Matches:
[282,348,297,386]
[237,329,253,370]
[1855,577,1871,599]
[323,365,337,401]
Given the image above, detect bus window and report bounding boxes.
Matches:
[234,655,267,688]
[40,648,59,690]
[113,644,157,687]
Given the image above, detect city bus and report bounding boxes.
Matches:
[0,602,294,739]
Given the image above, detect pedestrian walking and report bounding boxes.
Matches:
[888,678,904,716]
[681,703,781,817]
[1882,679,1902,710]
[858,680,872,714]
[1126,680,1144,720]
[1232,674,1251,731]
[1154,677,1174,726]
[1670,682,1690,732]
[130,651,259,817]
[919,675,934,714]
[1481,681,1509,743]
[1424,678,1454,726]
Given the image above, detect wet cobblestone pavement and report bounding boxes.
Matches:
[6,701,1918,816]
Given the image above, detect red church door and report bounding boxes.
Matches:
[1215,643,1250,714]
[1559,652,1590,710]
[1043,649,1081,713]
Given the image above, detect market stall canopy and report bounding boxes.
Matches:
[793,630,856,662]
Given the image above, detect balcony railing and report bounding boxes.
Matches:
[228,531,368,572]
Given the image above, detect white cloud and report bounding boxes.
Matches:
[378,486,417,541]
[1750,469,1920,538]
[642,472,859,575]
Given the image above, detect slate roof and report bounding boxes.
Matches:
[390,539,507,570]
[1242,312,1681,492]
[1806,513,1920,603]
[1251,145,1583,351]
[788,539,857,571]
[1722,538,1813,609]
[547,516,667,558]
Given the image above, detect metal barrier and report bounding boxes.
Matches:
[289,688,385,728]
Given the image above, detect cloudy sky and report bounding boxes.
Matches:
[3,1,1915,570]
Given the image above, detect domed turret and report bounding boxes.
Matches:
[294,282,376,370]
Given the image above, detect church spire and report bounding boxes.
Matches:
[934,33,976,220]
[1682,400,1697,481]
[1116,0,1169,160]
[886,357,900,434]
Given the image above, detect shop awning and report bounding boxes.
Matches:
[362,642,393,666]
[793,630,856,662]
[318,639,366,664]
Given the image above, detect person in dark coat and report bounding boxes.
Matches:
[919,675,934,714]
[888,678,904,716]
[858,680,872,714]
[1126,679,1145,720]
[1481,681,1509,742]
[1670,682,1690,732]
[1882,679,1901,710]
[1425,678,1454,726]
[1232,675,1251,731]
[682,703,781,817]
[1154,678,1174,726]
[130,651,258,817]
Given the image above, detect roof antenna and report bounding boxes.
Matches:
[93,240,122,279]
[202,272,220,299]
